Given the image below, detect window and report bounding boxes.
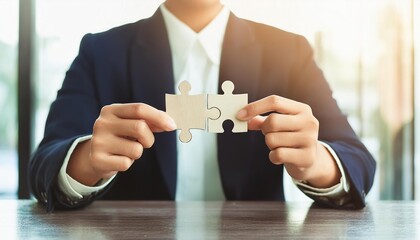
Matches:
[414,0,420,199]
[0,0,18,199]
[34,0,164,144]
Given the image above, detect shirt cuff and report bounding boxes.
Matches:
[292,141,350,200]
[57,135,116,200]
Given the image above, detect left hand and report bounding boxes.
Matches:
[236,95,340,188]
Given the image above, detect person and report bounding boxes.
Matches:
[29,0,376,212]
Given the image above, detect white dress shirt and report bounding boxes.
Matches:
[161,4,228,200]
[57,4,350,203]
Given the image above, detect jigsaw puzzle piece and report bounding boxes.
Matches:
[166,81,221,143]
[207,80,248,133]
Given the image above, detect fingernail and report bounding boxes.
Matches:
[167,118,177,130]
[236,109,247,120]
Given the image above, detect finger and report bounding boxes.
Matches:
[102,103,176,131]
[260,113,303,135]
[102,155,136,173]
[91,134,144,160]
[248,114,304,133]
[110,138,145,161]
[247,115,266,130]
[90,150,135,173]
[236,95,309,120]
[265,132,310,150]
[269,147,313,168]
[108,119,155,148]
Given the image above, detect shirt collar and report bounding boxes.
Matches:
[160,3,230,65]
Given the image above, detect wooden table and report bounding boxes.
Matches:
[0,200,419,239]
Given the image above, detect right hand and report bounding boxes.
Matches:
[67,103,176,186]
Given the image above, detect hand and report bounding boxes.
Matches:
[236,95,340,188]
[67,103,176,186]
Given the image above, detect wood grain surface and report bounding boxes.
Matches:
[0,200,418,239]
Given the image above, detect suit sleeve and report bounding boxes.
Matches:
[28,34,113,212]
[289,35,376,209]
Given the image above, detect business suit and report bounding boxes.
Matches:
[29,8,376,211]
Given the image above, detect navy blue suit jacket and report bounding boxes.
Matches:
[29,9,376,211]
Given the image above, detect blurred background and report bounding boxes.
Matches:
[0,0,418,201]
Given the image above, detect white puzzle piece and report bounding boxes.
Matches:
[166,81,220,143]
[208,81,248,133]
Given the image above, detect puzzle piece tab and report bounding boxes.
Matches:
[166,81,220,143]
[208,81,248,133]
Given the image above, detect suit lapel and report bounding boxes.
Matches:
[218,14,262,199]
[219,14,261,102]
[130,9,177,199]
